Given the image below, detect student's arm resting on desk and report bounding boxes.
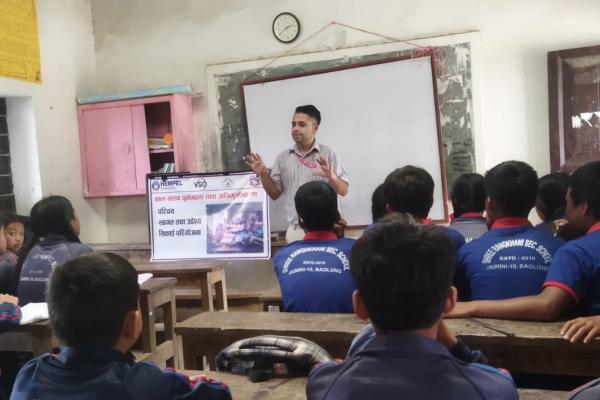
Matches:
[0,294,21,328]
[244,153,283,200]
[446,286,573,321]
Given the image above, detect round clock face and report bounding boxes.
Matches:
[272,12,300,43]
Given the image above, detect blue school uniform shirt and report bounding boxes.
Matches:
[11,347,232,400]
[307,331,517,400]
[18,234,92,306]
[273,231,356,313]
[543,221,600,315]
[456,217,565,300]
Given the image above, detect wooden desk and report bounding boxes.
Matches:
[133,277,180,368]
[0,320,57,355]
[175,312,600,377]
[0,278,180,365]
[134,261,229,312]
[180,371,569,400]
[174,312,497,370]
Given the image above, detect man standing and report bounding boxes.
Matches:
[244,105,349,242]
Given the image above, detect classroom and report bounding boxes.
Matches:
[1,0,600,399]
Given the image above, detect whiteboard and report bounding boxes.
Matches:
[242,55,447,229]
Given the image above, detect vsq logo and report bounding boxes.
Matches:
[223,178,233,189]
[151,180,161,191]
[194,179,207,190]
[249,174,261,187]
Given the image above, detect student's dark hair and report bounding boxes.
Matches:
[295,105,321,125]
[15,196,80,279]
[295,181,338,231]
[485,161,538,217]
[2,213,26,227]
[383,166,434,219]
[536,172,570,222]
[450,173,485,217]
[48,252,139,348]
[570,161,600,219]
[371,184,386,223]
[351,213,455,331]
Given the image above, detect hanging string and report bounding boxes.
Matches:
[247,21,432,81]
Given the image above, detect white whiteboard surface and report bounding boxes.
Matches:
[242,55,447,229]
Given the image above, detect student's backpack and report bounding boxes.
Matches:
[216,335,331,382]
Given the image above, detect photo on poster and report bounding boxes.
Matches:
[206,201,265,254]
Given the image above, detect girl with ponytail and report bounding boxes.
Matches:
[16,196,92,305]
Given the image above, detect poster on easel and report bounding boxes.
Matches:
[147,172,270,261]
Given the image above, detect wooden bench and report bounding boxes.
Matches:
[175,311,600,377]
[134,261,229,312]
[180,371,569,400]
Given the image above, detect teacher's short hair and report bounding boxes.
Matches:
[295,105,321,125]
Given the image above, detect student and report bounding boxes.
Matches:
[449,173,488,243]
[307,214,517,400]
[454,161,564,300]
[273,181,356,313]
[448,161,600,320]
[16,196,92,305]
[0,215,13,295]
[370,183,386,224]
[535,172,571,236]
[11,252,232,399]
[3,214,25,257]
[383,165,465,249]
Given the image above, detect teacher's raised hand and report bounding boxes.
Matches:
[244,153,268,176]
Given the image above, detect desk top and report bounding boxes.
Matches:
[175,312,501,339]
[175,311,600,349]
[134,260,228,274]
[181,371,569,400]
[140,277,177,293]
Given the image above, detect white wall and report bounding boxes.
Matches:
[89,0,600,242]
[0,0,107,242]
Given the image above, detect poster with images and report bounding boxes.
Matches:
[147,172,270,260]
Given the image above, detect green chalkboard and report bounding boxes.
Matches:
[214,42,475,187]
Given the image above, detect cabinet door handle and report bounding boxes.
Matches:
[123,143,131,154]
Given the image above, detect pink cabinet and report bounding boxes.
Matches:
[77,94,196,197]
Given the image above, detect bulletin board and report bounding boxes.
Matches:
[0,0,42,83]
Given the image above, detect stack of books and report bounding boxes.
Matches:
[158,163,175,173]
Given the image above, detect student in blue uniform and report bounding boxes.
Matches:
[449,161,600,321]
[449,173,488,243]
[307,214,517,400]
[16,196,92,305]
[455,161,564,301]
[273,181,356,313]
[0,215,15,296]
[383,165,465,249]
[11,252,232,400]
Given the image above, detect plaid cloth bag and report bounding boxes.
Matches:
[216,335,331,381]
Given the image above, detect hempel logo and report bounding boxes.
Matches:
[151,180,183,191]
